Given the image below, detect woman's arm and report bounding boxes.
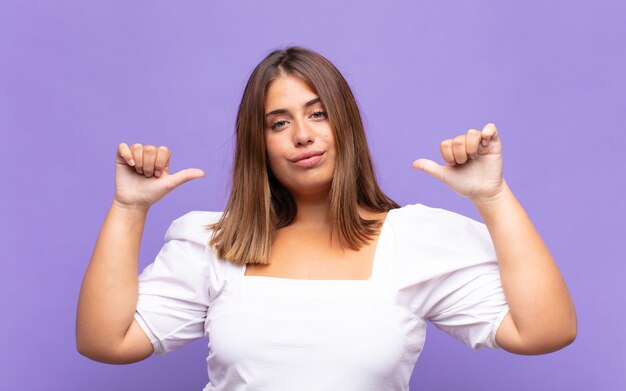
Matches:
[76,200,155,363]
[412,123,577,354]
[471,180,576,354]
[76,143,204,363]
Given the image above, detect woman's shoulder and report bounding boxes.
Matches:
[390,203,485,230]
[389,203,497,287]
[388,203,492,259]
[164,210,224,245]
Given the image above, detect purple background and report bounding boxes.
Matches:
[2,1,625,389]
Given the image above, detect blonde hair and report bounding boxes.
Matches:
[209,46,398,265]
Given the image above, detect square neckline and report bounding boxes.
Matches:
[241,208,396,283]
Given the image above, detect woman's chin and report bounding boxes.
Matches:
[284,181,333,199]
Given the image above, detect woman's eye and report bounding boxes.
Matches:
[271,120,288,130]
[311,111,327,119]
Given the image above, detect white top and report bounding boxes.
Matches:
[134,203,510,391]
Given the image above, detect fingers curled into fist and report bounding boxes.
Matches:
[154,146,170,178]
[131,143,144,174]
[439,123,499,166]
[117,143,136,166]
[117,143,170,178]
[452,134,469,164]
[466,129,481,159]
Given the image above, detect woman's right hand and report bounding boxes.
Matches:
[113,143,205,210]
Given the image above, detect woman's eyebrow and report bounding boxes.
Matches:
[265,97,321,117]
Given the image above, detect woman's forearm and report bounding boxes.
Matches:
[76,200,149,358]
[471,179,577,351]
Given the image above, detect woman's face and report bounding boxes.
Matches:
[264,74,336,199]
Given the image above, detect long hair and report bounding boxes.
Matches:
[209,46,398,265]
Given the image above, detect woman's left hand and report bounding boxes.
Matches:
[412,123,506,202]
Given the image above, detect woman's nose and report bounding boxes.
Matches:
[292,119,314,146]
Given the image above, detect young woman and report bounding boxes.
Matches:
[76,47,576,390]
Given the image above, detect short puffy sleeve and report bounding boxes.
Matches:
[133,211,220,355]
[393,204,510,350]
[425,260,509,350]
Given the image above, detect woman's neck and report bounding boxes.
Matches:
[292,194,331,229]
[290,194,382,229]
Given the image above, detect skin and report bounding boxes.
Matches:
[263,74,339,225]
[76,144,204,363]
[76,73,576,364]
[413,126,577,354]
[248,74,385,279]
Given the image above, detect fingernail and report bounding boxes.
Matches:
[154,170,161,177]
[481,140,488,146]
[129,159,135,166]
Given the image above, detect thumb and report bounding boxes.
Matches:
[412,159,445,181]
[167,168,205,189]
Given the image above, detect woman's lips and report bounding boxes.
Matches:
[291,152,324,168]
